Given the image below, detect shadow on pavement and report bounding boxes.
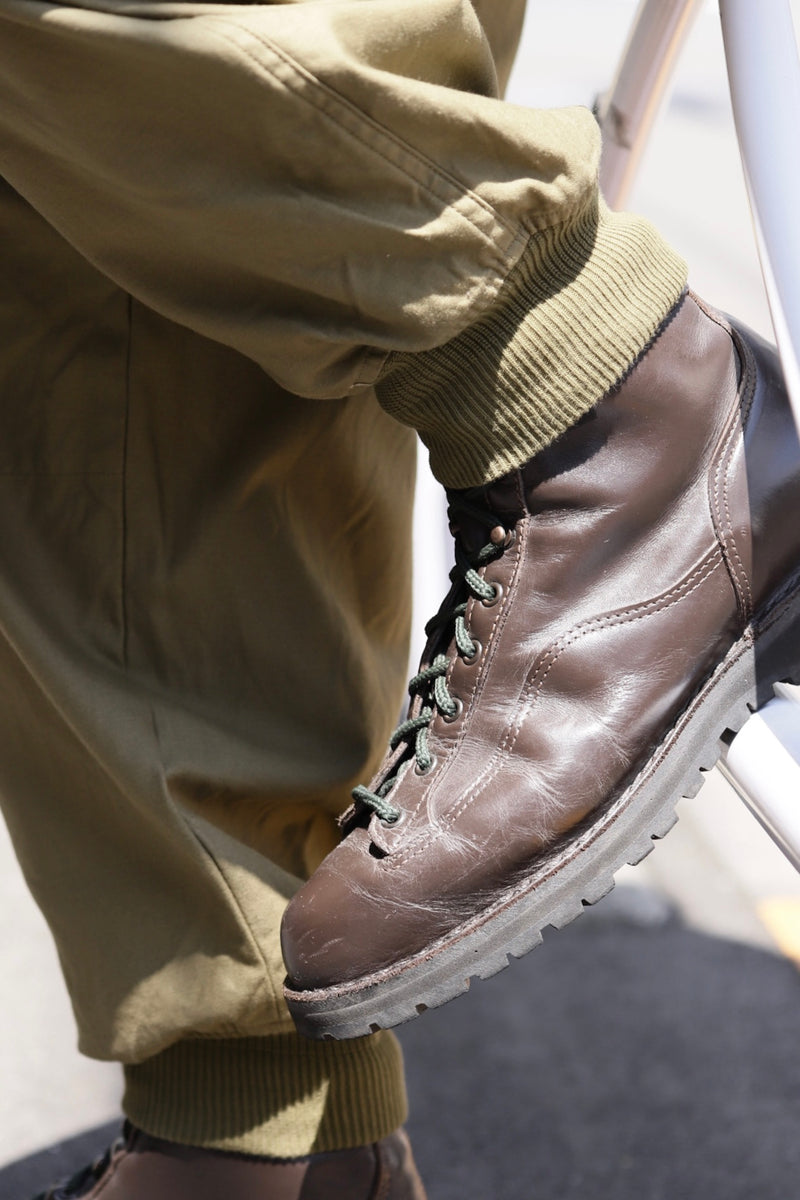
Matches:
[402,891,800,1200]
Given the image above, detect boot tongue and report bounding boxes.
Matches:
[446,470,527,556]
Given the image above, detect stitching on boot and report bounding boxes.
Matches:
[708,320,758,619]
[385,547,725,869]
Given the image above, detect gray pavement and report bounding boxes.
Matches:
[3,0,800,1178]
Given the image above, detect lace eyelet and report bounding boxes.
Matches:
[481,582,503,608]
[414,755,437,777]
[441,697,463,724]
[463,639,483,664]
[381,807,405,827]
[490,525,516,550]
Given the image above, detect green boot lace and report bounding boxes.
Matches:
[352,493,513,825]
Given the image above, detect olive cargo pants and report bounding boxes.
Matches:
[0,0,686,1156]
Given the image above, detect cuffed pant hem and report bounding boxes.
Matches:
[376,196,688,488]
[122,1030,408,1157]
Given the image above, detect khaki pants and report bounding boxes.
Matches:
[0,0,686,1156]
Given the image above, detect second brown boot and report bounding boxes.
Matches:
[33,1122,426,1200]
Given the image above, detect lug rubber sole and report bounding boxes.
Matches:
[285,573,800,1040]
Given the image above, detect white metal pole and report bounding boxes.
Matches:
[720,0,800,435]
[720,686,800,869]
[598,0,703,209]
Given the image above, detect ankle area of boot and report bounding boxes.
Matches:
[447,290,739,549]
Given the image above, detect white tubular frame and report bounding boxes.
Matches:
[719,0,800,438]
[600,0,800,866]
[719,686,800,870]
[596,0,704,209]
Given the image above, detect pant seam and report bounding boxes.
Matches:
[120,293,132,671]
[203,18,527,267]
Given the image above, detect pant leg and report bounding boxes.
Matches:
[0,0,685,488]
[0,0,534,1157]
[0,171,415,1153]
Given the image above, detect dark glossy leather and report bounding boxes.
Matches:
[281,293,800,991]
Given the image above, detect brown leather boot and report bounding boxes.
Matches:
[281,292,800,1038]
[34,1123,426,1199]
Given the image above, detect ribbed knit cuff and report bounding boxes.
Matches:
[122,1030,407,1157]
[376,196,688,487]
